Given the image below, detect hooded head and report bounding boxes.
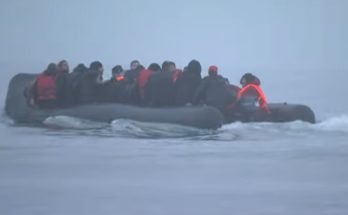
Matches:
[135,64,145,72]
[208,65,218,76]
[90,61,103,73]
[240,73,260,87]
[148,63,161,72]
[168,61,176,73]
[161,61,170,72]
[112,65,124,76]
[130,60,140,70]
[90,61,104,82]
[163,61,176,72]
[73,64,88,73]
[187,60,202,75]
[57,60,69,74]
[44,63,57,75]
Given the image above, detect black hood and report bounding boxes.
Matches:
[187,60,202,75]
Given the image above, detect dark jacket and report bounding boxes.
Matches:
[175,72,201,105]
[124,66,143,84]
[102,77,127,103]
[55,72,70,107]
[175,60,202,105]
[144,71,175,107]
[193,75,229,110]
[67,64,88,105]
[75,70,103,105]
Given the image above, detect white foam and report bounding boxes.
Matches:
[43,116,108,130]
[314,115,348,133]
[220,115,348,138]
[111,119,215,138]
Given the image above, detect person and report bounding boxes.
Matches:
[68,63,88,104]
[193,65,230,111]
[31,63,58,108]
[161,61,170,72]
[175,60,202,106]
[236,73,269,112]
[124,61,143,84]
[75,61,104,104]
[55,60,70,107]
[163,61,176,72]
[57,60,69,74]
[130,60,140,70]
[136,63,161,103]
[138,63,161,105]
[143,60,176,107]
[111,65,124,80]
[147,63,161,73]
[164,61,182,83]
[172,68,183,83]
[102,65,127,103]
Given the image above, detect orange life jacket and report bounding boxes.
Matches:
[136,69,154,98]
[35,74,57,101]
[237,84,269,112]
[115,74,125,81]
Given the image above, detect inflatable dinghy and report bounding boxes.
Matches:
[5,73,316,129]
[5,74,224,129]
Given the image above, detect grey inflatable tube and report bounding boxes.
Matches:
[5,73,224,129]
[227,103,316,124]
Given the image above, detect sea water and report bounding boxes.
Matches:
[1,63,348,215]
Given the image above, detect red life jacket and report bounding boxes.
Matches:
[136,69,153,98]
[237,84,269,112]
[35,74,57,101]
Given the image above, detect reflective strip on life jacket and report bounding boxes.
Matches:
[115,75,125,81]
[36,74,57,101]
[237,84,268,111]
[172,69,182,83]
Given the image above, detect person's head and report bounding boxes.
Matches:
[135,64,145,72]
[90,61,104,74]
[187,60,202,75]
[168,61,176,73]
[130,60,140,70]
[73,63,88,73]
[161,61,170,72]
[112,65,124,77]
[240,73,260,87]
[148,63,161,72]
[208,65,218,76]
[57,60,69,73]
[45,63,57,75]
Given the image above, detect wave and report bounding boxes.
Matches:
[41,116,215,139]
[111,119,216,138]
[43,116,109,130]
[220,115,348,137]
[313,115,348,133]
[3,114,348,139]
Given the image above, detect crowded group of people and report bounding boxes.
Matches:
[27,59,269,119]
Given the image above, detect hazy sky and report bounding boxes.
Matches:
[1,0,347,73]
